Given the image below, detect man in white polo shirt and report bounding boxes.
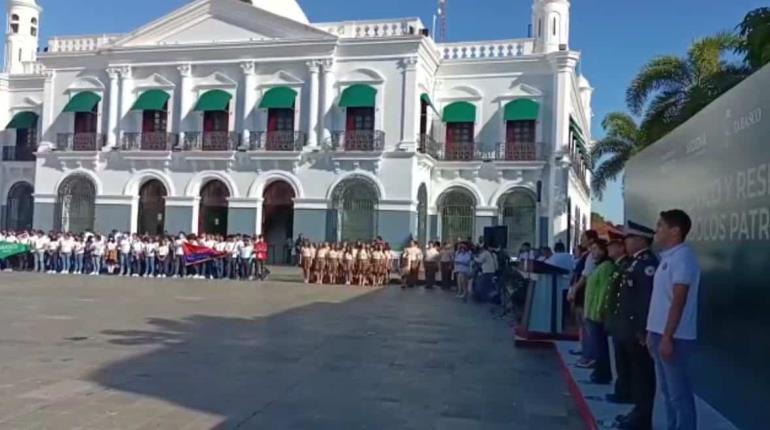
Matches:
[647,209,700,430]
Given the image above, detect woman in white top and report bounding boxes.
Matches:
[300,241,314,283]
[130,235,144,277]
[106,237,118,274]
[157,239,170,278]
[315,243,329,285]
[59,234,74,274]
[371,245,384,287]
[144,237,158,278]
[119,235,132,276]
[73,235,86,275]
[91,235,105,275]
[239,239,254,280]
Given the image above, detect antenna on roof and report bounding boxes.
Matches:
[436,0,447,42]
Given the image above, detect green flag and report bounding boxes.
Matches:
[0,242,29,260]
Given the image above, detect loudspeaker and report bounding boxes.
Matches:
[484,226,508,249]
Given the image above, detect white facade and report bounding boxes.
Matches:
[0,0,592,252]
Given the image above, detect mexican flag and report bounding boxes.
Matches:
[0,242,29,260]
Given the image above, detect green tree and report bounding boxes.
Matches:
[590,113,647,199]
[626,33,749,143]
[738,7,770,70]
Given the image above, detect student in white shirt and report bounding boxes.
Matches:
[59,234,75,274]
[174,234,187,278]
[91,235,105,275]
[157,239,170,278]
[144,237,158,277]
[130,235,144,277]
[119,235,132,276]
[73,235,86,274]
[240,238,254,280]
[34,231,49,273]
[647,210,701,430]
[423,242,441,289]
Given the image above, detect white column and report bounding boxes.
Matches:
[547,52,579,246]
[320,59,335,145]
[306,60,320,148]
[118,66,134,144]
[40,70,56,149]
[177,64,194,143]
[106,67,121,149]
[240,61,258,146]
[399,56,419,151]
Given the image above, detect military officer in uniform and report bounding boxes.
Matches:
[603,231,633,405]
[615,221,659,430]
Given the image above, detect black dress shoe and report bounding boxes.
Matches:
[569,349,582,356]
[605,393,634,404]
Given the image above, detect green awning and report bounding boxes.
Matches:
[442,101,476,123]
[420,93,440,115]
[194,89,232,112]
[504,99,540,121]
[339,84,377,108]
[62,91,101,113]
[5,111,38,129]
[131,89,170,111]
[259,87,298,109]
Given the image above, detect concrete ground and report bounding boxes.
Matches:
[0,268,583,429]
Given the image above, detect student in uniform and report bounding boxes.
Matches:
[357,244,370,287]
[453,242,472,300]
[105,236,118,274]
[157,238,170,278]
[342,245,354,286]
[315,243,329,285]
[370,244,384,287]
[647,210,700,430]
[581,239,615,384]
[144,236,158,278]
[301,241,314,283]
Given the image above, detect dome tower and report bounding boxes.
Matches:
[4,0,41,74]
[532,0,570,54]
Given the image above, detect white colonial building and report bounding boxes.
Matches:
[1,0,592,256]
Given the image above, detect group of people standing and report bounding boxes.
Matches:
[298,239,394,286]
[568,209,701,430]
[0,230,272,281]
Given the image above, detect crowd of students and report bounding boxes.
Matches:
[0,230,272,280]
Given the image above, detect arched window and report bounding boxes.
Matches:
[6,182,34,231]
[553,17,558,36]
[31,17,37,36]
[330,177,379,242]
[538,18,542,37]
[55,175,96,233]
[10,14,19,34]
[417,184,428,246]
[439,189,475,243]
[199,180,230,235]
[263,181,296,264]
[500,190,537,253]
[138,180,167,235]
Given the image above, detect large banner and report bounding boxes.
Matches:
[0,242,29,260]
[625,64,770,429]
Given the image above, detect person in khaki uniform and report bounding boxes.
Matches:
[401,241,423,289]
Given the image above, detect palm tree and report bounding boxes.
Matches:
[738,7,770,70]
[590,113,647,199]
[626,33,749,144]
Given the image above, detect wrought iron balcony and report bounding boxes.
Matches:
[418,134,442,157]
[120,132,178,151]
[245,131,307,151]
[427,141,544,162]
[181,131,240,151]
[56,133,106,152]
[1,145,36,161]
[329,130,385,152]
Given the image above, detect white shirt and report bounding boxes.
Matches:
[232,241,243,258]
[34,236,50,252]
[158,244,169,257]
[475,250,497,274]
[60,238,74,253]
[74,241,85,254]
[131,241,144,254]
[647,243,701,340]
[425,248,440,263]
[240,244,253,259]
[145,242,158,256]
[174,239,185,255]
[119,238,132,254]
[93,240,105,256]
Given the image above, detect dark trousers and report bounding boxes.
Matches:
[440,262,453,289]
[621,337,656,428]
[612,335,633,400]
[586,319,612,382]
[425,262,438,288]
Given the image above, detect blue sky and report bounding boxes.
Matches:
[4,0,767,223]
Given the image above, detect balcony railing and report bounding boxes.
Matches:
[120,132,178,151]
[329,130,386,152]
[427,141,543,162]
[181,131,241,151]
[56,133,106,152]
[1,145,36,161]
[438,38,535,60]
[246,131,307,151]
[418,134,442,157]
[315,18,425,39]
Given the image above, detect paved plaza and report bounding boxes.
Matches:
[0,269,582,429]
